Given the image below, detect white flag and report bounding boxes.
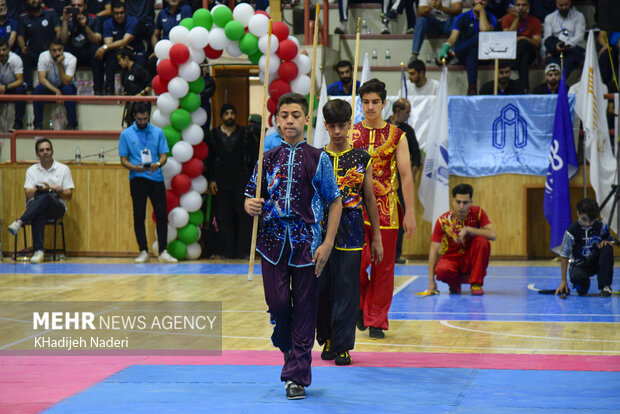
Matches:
[418,66,450,224]
[311,75,330,149]
[576,30,617,233]
[353,53,372,123]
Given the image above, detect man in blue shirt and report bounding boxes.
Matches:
[326,60,360,96]
[119,101,178,263]
[124,0,154,54]
[0,0,18,50]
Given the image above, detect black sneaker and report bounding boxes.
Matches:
[369,327,385,339]
[600,286,612,297]
[321,339,335,360]
[356,310,367,331]
[285,381,306,400]
[335,351,352,365]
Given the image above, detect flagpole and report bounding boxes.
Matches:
[307,3,320,146]
[350,17,361,129]
[493,58,498,96]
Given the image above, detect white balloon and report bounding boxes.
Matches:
[293,54,311,75]
[167,224,178,243]
[291,75,311,95]
[180,190,202,212]
[154,39,173,60]
[169,25,190,45]
[233,3,254,26]
[288,35,300,49]
[178,61,201,82]
[168,207,189,228]
[186,242,202,260]
[258,54,280,74]
[226,42,243,57]
[182,124,204,145]
[209,27,229,50]
[248,14,269,37]
[189,47,206,64]
[161,157,182,179]
[258,70,279,86]
[157,92,179,115]
[188,26,210,49]
[167,77,190,99]
[191,175,208,194]
[172,140,194,163]
[151,109,170,128]
[258,34,279,54]
[191,107,207,126]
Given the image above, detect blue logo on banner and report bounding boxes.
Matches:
[492,104,527,149]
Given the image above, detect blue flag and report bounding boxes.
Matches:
[543,76,578,253]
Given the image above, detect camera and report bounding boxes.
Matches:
[71,6,80,15]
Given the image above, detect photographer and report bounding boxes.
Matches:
[59,0,104,94]
[543,0,585,78]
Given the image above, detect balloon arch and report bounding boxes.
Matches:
[150,4,312,260]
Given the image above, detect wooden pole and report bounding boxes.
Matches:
[493,58,498,95]
[248,21,273,281]
[349,18,362,130]
[307,4,320,146]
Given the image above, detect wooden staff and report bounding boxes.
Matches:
[248,20,274,281]
[349,17,362,129]
[493,58,498,95]
[307,3,320,146]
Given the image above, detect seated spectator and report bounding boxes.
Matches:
[59,0,104,95]
[122,0,154,54]
[6,0,24,21]
[502,0,541,91]
[438,0,497,95]
[411,0,462,60]
[7,138,74,263]
[597,30,619,94]
[95,0,143,94]
[400,58,439,96]
[33,37,78,129]
[0,0,17,50]
[18,0,60,91]
[152,0,191,44]
[529,0,554,21]
[0,38,26,130]
[543,0,585,79]
[87,0,110,18]
[335,0,392,34]
[381,0,417,34]
[486,0,513,19]
[532,62,562,94]
[327,60,360,96]
[116,46,151,95]
[479,59,524,94]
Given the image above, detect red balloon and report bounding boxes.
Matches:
[157,59,178,80]
[171,173,192,196]
[193,142,209,160]
[278,61,299,82]
[255,10,270,18]
[166,190,180,213]
[267,97,278,114]
[276,39,298,62]
[268,79,291,101]
[182,158,204,178]
[169,43,190,65]
[151,75,168,95]
[272,21,289,42]
[204,45,223,59]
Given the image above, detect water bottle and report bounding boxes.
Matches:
[385,48,391,65]
[426,52,432,64]
[361,17,368,34]
[26,114,33,130]
[372,48,378,65]
[49,119,54,130]
[75,146,81,164]
[98,146,105,164]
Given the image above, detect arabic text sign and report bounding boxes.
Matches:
[478,31,516,60]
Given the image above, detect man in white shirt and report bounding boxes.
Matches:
[411,0,463,59]
[8,139,74,263]
[543,0,585,78]
[401,58,439,96]
[0,37,26,130]
[33,37,78,129]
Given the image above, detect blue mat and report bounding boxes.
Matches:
[43,365,620,413]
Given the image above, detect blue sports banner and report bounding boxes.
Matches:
[448,95,575,177]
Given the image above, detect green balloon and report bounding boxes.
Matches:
[188,209,204,226]
[167,240,187,260]
[179,92,201,112]
[248,51,262,65]
[193,8,213,30]
[224,20,244,41]
[177,224,200,245]
[239,33,259,56]
[163,125,181,147]
[170,108,192,130]
[189,77,205,94]
[180,17,195,30]
[212,5,232,28]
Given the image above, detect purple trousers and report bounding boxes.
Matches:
[261,238,318,387]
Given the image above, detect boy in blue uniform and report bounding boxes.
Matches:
[244,93,342,400]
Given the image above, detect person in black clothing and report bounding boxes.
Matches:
[17,0,61,91]
[386,98,420,264]
[479,60,524,95]
[87,0,110,18]
[6,0,24,21]
[117,46,151,95]
[206,103,256,259]
[555,198,614,297]
[532,62,562,94]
